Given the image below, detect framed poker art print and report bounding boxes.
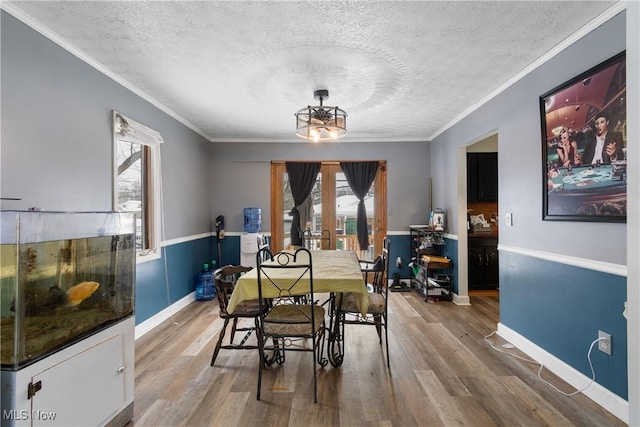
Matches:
[540,51,626,222]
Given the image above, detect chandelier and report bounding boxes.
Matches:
[295,89,347,142]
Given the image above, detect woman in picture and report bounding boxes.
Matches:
[556,128,582,167]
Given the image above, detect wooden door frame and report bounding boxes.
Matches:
[373,161,387,257]
[270,161,386,256]
[322,164,338,250]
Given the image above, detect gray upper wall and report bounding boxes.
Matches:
[1,11,212,240]
[429,11,627,264]
[210,141,430,233]
[1,8,431,239]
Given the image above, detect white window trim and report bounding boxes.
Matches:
[113,111,163,263]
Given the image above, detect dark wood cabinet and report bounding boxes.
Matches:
[467,153,498,202]
[468,236,498,290]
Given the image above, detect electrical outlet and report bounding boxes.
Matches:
[598,330,612,355]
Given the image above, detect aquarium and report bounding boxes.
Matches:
[0,211,136,370]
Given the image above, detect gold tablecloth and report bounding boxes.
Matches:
[228,250,369,316]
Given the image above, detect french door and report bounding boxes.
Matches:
[270,161,386,259]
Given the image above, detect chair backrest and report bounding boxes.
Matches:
[256,247,317,325]
[214,264,253,317]
[257,235,271,262]
[302,229,331,250]
[373,237,390,294]
[302,229,312,249]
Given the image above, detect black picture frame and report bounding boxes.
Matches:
[540,51,626,222]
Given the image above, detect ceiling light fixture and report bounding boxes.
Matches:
[295,89,347,142]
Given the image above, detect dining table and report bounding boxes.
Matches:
[228,249,368,367]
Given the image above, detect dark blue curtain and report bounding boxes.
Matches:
[286,162,321,246]
[340,161,379,251]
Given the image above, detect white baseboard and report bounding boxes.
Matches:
[497,323,628,424]
[453,293,470,305]
[135,292,196,340]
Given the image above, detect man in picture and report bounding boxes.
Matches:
[582,112,624,165]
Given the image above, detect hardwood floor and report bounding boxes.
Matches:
[468,289,499,297]
[130,291,624,427]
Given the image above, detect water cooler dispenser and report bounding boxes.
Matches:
[240,208,262,268]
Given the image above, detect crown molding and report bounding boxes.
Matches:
[428,1,627,141]
[1,3,212,142]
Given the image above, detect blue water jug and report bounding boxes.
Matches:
[243,207,261,233]
[195,263,215,301]
[207,260,217,298]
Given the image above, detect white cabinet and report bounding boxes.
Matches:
[240,233,265,268]
[1,318,134,427]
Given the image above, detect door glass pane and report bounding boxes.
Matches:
[274,162,384,255]
[307,172,323,247]
[306,172,322,233]
[282,172,323,249]
[335,172,375,258]
[282,172,294,248]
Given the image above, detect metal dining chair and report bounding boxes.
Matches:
[255,247,327,403]
[335,236,391,367]
[302,229,331,250]
[257,234,271,261]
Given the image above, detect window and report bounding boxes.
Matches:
[113,111,163,260]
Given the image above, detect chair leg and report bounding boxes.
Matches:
[230,317,239,343]
[384,313,390,368]
[312,331,318,403]
[374,314,382,343]
[274,337,286,365]
[316,324,328,367]
[210,318,230,366]
[256,317,264,401]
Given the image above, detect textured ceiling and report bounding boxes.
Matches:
[4,1,619,143]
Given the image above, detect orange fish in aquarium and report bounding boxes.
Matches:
[65,281,100,307]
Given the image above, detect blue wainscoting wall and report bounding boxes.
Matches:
[215,235,242,267]
[500,250,628,399]
[441,237,458,293]
[135,236,212,324]
[386,234,411,280]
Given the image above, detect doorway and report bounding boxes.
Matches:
[270,161,387,259]
[464,134,499,299]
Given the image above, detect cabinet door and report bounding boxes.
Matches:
[32,335,126,427]
[477,153,498,202]
[484,246,499,289]
[468,246,485,290]
[466,154,479,202]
